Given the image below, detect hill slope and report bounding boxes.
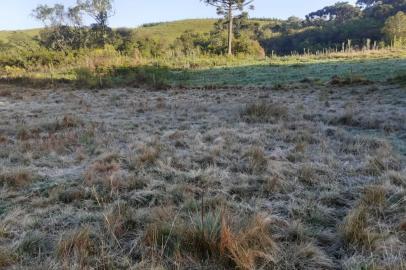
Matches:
[133,19,217,43]
[0,29,40,42]
[0,18,278,44]
[0,19,217,44]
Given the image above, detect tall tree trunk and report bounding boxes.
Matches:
[227,3,233,55]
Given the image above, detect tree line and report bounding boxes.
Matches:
[263,0,406,54]
[1,0,405,64]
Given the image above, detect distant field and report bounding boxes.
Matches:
[1,50,405,89]
[171,57,406,87]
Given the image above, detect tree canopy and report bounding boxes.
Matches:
[383,11,406,41]
[306,2,362,25]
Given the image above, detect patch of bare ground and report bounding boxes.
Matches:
[0,83,405,269]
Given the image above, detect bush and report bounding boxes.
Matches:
[233,34,266,58]
[73,65,171,90]
[74,67,100,89]
[2,66,25,77]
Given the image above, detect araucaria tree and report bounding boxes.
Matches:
[202,0,254,55]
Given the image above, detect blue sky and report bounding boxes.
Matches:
[0,0,356,30]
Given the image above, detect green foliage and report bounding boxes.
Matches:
[261,0,406,54]
[262,16,384,54]
[232,33,265,57]
[306,2,362,25]
[32,0,115,49]
[383,11,406,45]
[74,67,101,89]
[73,65,171,90]
[172,28,265,57]
[37,26,90,51]
[0,46,68,70]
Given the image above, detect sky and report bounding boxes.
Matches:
[0,0,357,31]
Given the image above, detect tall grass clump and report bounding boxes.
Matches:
[144,209,278,269]
[241,103,288,123]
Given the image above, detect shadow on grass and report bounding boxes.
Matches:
[1,58,405,89]
[0,77,73,89]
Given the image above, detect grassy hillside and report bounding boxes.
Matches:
[133,18,277,43]
[133,19,217,43]
[0,29,40,42]
[0,19,217,44]
[0,18,277,44]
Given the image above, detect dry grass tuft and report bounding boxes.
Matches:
[246,147,268,174]
[84,154,122,190]
[144,211,278,269]
[53,185,88,203]
[385,171,406,187]
[0,89,12,97]
[220,215,278,269]
[298,164,318,185]
[329,74,372,86]
[335,107,357,126]
[341,206,379,249]
[400,220,406,232]
[16,127,33,141]
[104,203,138,239]
[137,145,160,167]
[17,231,50,257]
[263,175,290,194]
[61,114,80,129]
[85,152,149,192]
[57,227,96,267]
[241,103,288,123]
[0,134,8,144]
[0,248,15,268]
[361,185,387,207]
[365,146,400,176]
[39,114,81,133]
[289,243,334,270]
[0,168,37,188]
